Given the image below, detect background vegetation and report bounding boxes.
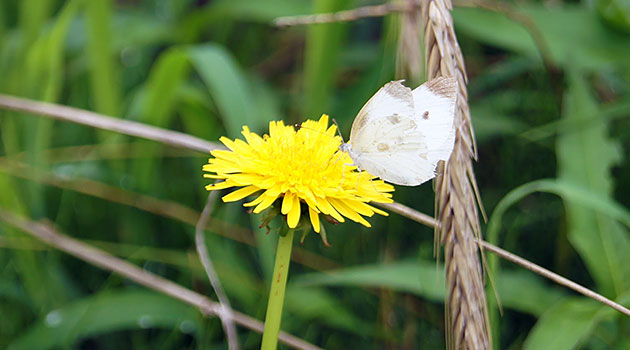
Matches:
[1,0,629,349]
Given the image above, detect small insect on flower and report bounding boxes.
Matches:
[203,115,394,237]
[340,77,457,186]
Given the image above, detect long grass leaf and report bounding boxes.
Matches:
[130,48,191,190]
[8,290,201,350]
[453,5,630,70]
[5,0,81,313]
[523,298,616,350]
[556,70,630,297]
[295,261,564,316]
[302,0,353,118]
[187,44,258,137]
[84,0,121,116]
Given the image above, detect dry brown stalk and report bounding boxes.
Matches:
[195,190,239,350]
[378,201,438,228]
[3,88,628,342]
[477,240,630,317]
[0,94,220,153]
[0,208,324,350]
[7,156,627,318]
[2,143,199,164]
[274,2,414,27]
[421,0,491,348]
[0,159,340,271]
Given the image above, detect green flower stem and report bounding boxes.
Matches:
[261,228,295,350]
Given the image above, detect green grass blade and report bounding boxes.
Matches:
[84,0,121,117]
[486,177,630,340]
[523,298,615,350]
[4,0,82,314]
[302,0,353,118]
[556,70,630,296]
[18,0,54,46]
[294,260,563,316]
[285,286,368,335]
[187,44,258,137]
[22,0,80,214]
[205,0,310,23]
[8,290,201,350]
[129,48,191,190]
[453,5,630,70]
[487,179,630,241]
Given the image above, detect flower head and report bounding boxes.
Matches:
[203,115,394,235]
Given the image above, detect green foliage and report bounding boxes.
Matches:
[597,0,630,33]
[303,0,354,118]
[557,70,630,297]
[296,261,565,315]
[523,298,612,350]
[0,0,629,349]
[9,290,202,350]
[454,5,630,70]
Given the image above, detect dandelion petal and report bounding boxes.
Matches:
[222,186,261,202]
[308,207,320,233]
[287,194,300,228]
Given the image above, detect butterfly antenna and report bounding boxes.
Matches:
[296,124,331,137]
[332,118,346,144]
[298,122,345,145]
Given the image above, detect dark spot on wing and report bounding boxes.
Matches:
[422,111,429,120]
[377,143,390,151]
[387,114,401,124]
[354,113,368,130]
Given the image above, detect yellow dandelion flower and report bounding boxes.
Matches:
[203,114,394,234]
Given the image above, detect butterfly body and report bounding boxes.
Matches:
[341,77,457,186]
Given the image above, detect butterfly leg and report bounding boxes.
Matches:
[369,176,379,192]
[339,161,348,187]
[356,171,378,192]
[339,160,358,188]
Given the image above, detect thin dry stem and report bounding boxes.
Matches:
[0,159,339,271]
[378,201,438,228]
[0,94,220,153]
[0,208,323,350]
[478,240,630,316]
[195,190,239,350]
[421,0,491,348]
[274,3,414,27]
[18,143,199,163]
[2,91,627,325]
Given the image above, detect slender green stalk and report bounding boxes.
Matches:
[261,229,295,350]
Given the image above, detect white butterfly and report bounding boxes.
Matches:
[339,76,457,186]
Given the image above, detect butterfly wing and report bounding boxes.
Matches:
[347,77,457,186]
[411,76,457,163]
[349,113,436,186]
[352,152,436,186]
[349,80,414,144]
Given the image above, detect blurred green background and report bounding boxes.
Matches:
[1,0,630,349]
